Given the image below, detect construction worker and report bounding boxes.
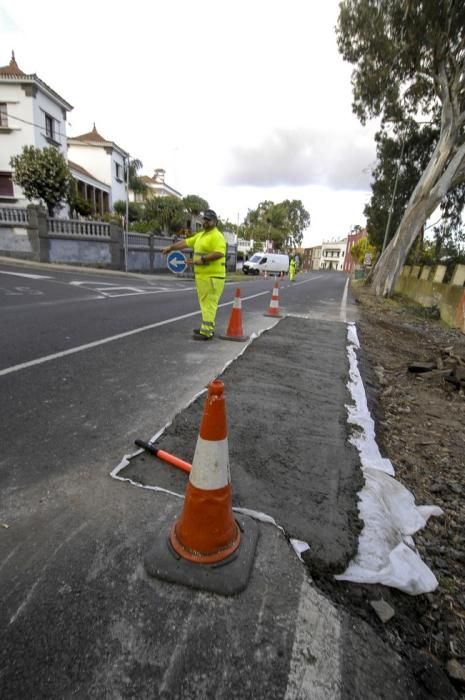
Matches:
[289,257,296,282]
[162,209,226,340]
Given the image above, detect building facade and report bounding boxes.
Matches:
[67,124,128,210]
[68,160,110,216]
[0,52,73,205]
[343,228,367,272]
[132,168,182,203]
[320,238,347,270]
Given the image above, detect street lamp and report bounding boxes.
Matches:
[381,131,406,254]
[124,155,130,272]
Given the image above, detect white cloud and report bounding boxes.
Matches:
[224,127,375,190]
[0,0,377,245]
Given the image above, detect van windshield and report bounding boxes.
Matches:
[249,254,262,263]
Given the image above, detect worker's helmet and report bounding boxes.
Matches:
[202,209,218,222]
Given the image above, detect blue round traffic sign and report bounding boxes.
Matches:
[167,250,187,274]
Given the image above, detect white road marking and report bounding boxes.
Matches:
[0,271,53,279]
[285,577,342,699]
[0,277,328,377]
[0,290,270,377]
[340,276,349,322]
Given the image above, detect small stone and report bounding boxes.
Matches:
[370,598,395,623]
[446,659,465,684]
[449,483,463,494]
[430,483,444,494]
[435,558,448,568]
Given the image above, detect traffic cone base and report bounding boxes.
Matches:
[144,379,258,595]
[220,288,249,341]
[144,514,259,596]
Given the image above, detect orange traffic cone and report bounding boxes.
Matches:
[220,288,249,341]
[264,281,282,317]
[144,380,258,595]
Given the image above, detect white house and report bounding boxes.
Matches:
[0,52,73,205]
[132,168,183,203]
[320,237,347,270]
[310,245,322,270]
[67,124,128,209]
[68,160,111,216]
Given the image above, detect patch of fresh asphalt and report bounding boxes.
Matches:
[122,317,363,571]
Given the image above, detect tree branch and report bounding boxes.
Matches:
[431,141,465,198]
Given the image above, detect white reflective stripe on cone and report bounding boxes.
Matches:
[190,437,231,489]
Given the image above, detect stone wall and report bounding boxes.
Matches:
[0,206,237,274]
[395,264,465,334]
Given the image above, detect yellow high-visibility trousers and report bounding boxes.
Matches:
[195,277,225,337]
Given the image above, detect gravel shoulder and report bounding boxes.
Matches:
[312,281,465,697]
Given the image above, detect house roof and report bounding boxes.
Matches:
[140,173,182,197]
[0,52,25,76]
[68,160,110,190]
[0,52,73,111]
[69,124,128,157]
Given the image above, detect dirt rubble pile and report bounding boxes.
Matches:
[334,283,465,695]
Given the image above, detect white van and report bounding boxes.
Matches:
[243,253,289,276]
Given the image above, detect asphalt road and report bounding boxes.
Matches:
[0,261,429,699]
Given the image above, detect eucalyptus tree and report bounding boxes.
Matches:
[337,0,465,296]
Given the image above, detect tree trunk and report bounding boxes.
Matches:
[371,120,465,296]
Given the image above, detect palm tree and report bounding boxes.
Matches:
[126,158,148,197]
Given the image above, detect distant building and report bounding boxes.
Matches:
[67,124,128,210]
[132,168,182,203]
[343,228,367,272]
[0,52,73,206]
[320,237,347,270]
[304,245,322,270]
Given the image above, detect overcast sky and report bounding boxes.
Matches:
[1,0,379,246]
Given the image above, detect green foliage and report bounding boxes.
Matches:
[336,1,465,125]
[338,0,465,294]
[10,145,71,215]
[141,195,186,233]
[183,194,209,215]
[349,236,377,265]
[129,220,153,233]
[72,194,93,217]
[126,158,148,196]
[113,200,142,222]
[365,121,465,259]
[242,200,310,250]
[365,121,438,248]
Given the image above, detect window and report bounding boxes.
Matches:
[0,172,14,197]
[115,162,122,180]
[0,103,7,127]
[45,113,54,140]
